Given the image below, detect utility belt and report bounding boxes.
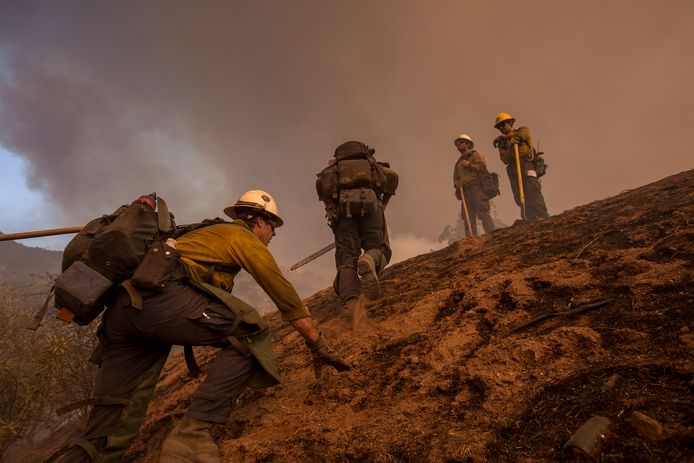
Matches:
[534,156,548,177]
[338,187,379,218]
[461,178,481,188]
[507,156,548,178]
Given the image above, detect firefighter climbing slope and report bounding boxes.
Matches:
[315,140,398,331]
[52,190,350,463]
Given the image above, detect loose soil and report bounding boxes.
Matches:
[40,170,694,462]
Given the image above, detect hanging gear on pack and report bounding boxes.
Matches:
[53,193,177,325]
[479,172,501,199]
[534,140,548,178]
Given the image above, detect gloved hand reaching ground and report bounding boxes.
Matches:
[304,335,352,379]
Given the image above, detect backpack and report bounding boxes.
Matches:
[316,142,391,219]
[480,172,501,199]
[534,143,548,178]
[53,193,177,325]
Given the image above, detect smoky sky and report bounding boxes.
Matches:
[1,0,693,270]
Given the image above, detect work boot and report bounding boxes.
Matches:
[357,253,382,299]
[160,416,221,463]
[345,295,368,334]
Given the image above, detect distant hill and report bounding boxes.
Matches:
[0,238,62,287]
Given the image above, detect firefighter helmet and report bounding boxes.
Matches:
[494,112,515,128]
[224,190,284,227]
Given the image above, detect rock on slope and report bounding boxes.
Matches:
[62,171,694,462]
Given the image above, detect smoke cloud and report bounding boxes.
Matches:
[1,0,693,272]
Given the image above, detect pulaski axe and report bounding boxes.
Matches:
[291,242,335,271]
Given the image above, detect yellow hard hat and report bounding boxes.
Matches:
[224,190,284,227]
[494,112,515,128]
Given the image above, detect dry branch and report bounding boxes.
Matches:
[501,300,610,337]
[574,229,620,260]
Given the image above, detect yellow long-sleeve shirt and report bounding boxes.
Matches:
[176,221,310,321]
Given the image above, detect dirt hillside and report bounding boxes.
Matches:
[46,170,694,462]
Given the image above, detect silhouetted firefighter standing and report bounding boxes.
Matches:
[453,133,496,237]
[493,112,549,221]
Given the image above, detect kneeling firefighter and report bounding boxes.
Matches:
[55,190,351,463]
[315,141,398,321]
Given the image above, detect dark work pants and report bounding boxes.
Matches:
[60,282,255,462]
[506,160,549,220]
[332,206,391,303]
[461,181,495,237]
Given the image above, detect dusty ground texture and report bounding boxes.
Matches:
[35,170,694,462]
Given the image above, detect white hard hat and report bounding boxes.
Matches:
[454,133,474,148]
[224,190,284,227]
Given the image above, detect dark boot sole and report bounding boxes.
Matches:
[358,257,382,299]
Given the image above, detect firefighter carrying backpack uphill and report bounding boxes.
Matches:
[315,141,398,220]
[53,193,177,325]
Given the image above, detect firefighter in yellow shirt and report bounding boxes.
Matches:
[58,191,350,463]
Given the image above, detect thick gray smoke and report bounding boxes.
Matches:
[1,0,693,279]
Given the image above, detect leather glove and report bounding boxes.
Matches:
[455,189,462,200]
[305,335,352,379]
[509,136,521,144]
